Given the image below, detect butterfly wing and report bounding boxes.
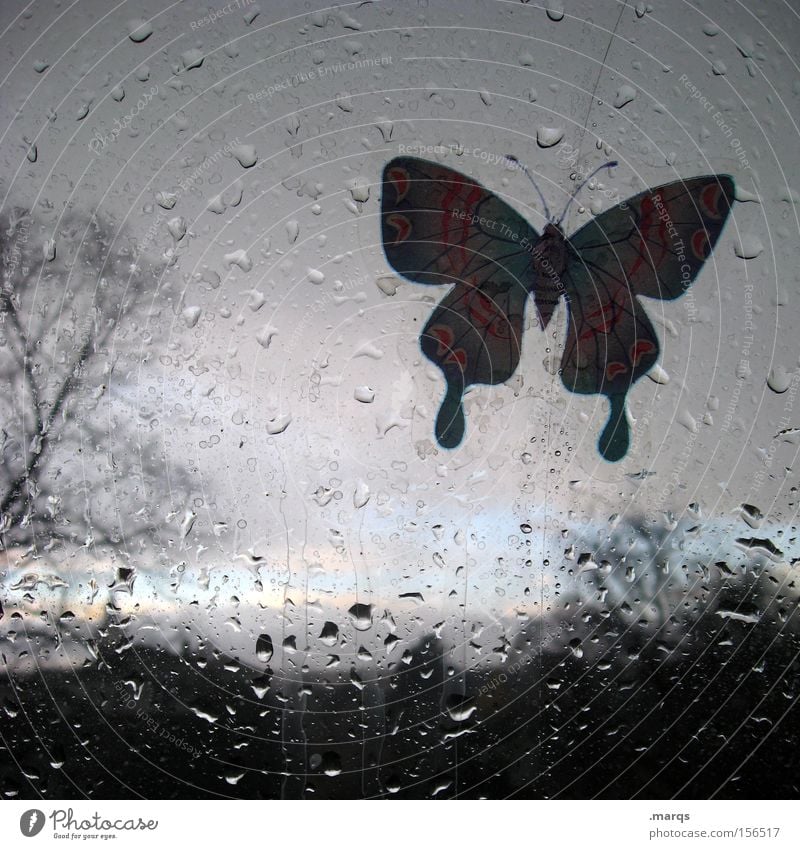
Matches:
[560,175,735,461]
[381,157,540,447]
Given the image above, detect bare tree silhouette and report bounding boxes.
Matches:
[0,207,191,553]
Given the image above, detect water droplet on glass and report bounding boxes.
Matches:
[224,249,252,272]
[167,216,187,241]
[677,409,698,433]
[127,18,153,42]
[266,413,291,435]
[537,126,565,147]
[613,84,636,108]
[354,481,370,508]
[243,5,261,26]
[231,143,257,168]
[256,634,273,663]
[156,191,176,209]
[347,603,374,631]
[256,325,277,349]
[351,386,374,407]
[734,235,763,259]
[346,177,370,203]
[767,366,792,393]
[181,48,204,70]
[319,621,339,646]
[647,364,670,384]
[545,0,565,22]
[182,306,201,328]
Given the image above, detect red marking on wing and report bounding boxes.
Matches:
[387,168,410,203]
[579,294,623,340]
[468,291,495,326]
[445,348,467,368]
[606,361,628,380]
[466,290,515,340]
[630,339,656,367]
[691,228,710,259]
[386,213,412,245]
[700,184,724,220]
[428,325,455,356]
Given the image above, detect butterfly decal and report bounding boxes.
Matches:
[380,157,735,461]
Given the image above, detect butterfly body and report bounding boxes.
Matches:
[381,157,735,460]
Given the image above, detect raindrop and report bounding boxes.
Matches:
[180,510,196,538]
[256,325,277,349]
[167,216,187,241]
[224,249,252,271]
[375,275,399,296]
[569,638,583,659]
[243,5,260,25]
[545,0,565,22]
[354,386,375,403]
[613,84,636,108]
[375,118,393,141]
[740,503,764,529]
[127,18,153,42]
[445,694,477,722]
[266,413,291,435]
[734,235,763,259]
[181,49,205,71]
[182,306,201,328]
[354,481,370,508]
[347,603,374,631]
[647,364,670,384]
[231,144,258,168]
[156,191,176,209]
[346,177,370,203]
[319,622,339,646]
[537,126,564,147]
[767,366,793,394]
[677,409,698,433]
[321,752,342,776]
[256,634,273,663]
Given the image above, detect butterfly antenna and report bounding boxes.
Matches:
[505,154,552,221]
[556,160,619,225]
